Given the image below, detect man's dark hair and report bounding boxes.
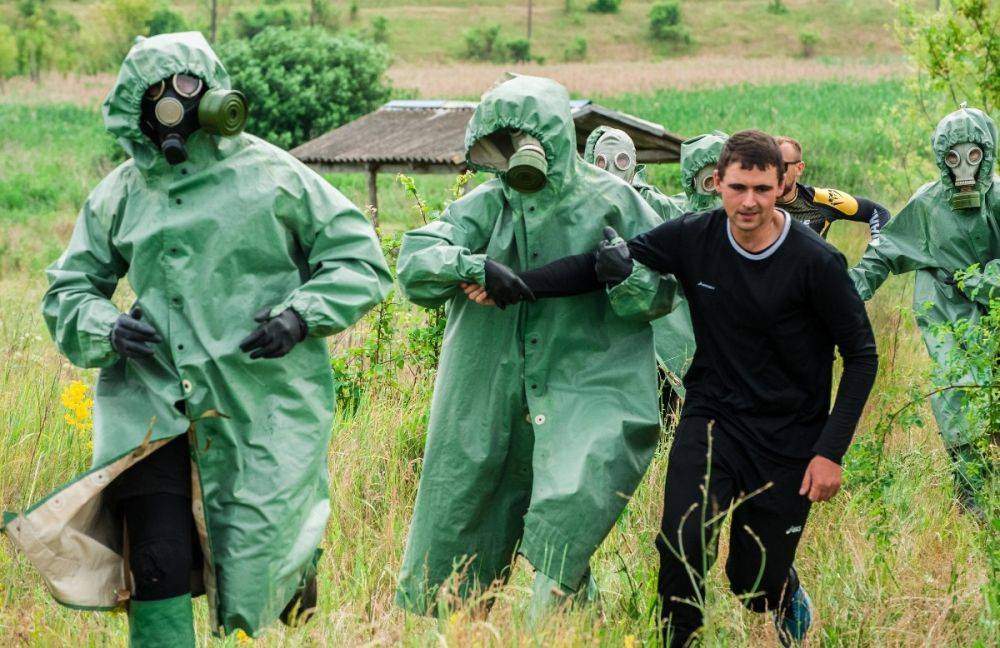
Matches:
[716,130,784,184]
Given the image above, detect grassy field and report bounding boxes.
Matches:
[30,0,934,65]
[1,76,997,646]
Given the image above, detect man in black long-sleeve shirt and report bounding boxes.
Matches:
[463,130,878,647]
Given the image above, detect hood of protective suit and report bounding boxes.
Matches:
[680,131,728,210]
[582,125,612,162]
[103,31,232,170]
[466,75,578,194]
[932,106,997,199]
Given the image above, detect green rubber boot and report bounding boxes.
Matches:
[128,593,196,648]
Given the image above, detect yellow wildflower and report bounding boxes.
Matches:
[235,629,253,644]
[60,380,94,432]
[623,635,636,648]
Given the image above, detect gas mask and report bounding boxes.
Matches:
[944,142,984,209]
[140,73,248,165]
[506,130,548,193]
[592,130,637,183]
[693,164,717,196]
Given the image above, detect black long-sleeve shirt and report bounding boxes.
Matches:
[520,208,878,463]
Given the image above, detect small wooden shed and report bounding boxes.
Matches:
[291,99,684,212]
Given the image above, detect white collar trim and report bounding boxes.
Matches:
[727,208,791,260]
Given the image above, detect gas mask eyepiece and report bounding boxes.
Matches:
[693,164,717,196]
[141,73,248,165]
[507,130,548,193]
[592,129,637,183]
[945,142,984,209]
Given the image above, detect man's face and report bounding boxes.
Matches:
[779,142,804,197]
[715,162,783,233]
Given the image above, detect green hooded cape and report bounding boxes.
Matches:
[2,32,392,635]
[850,107,1000,447]
[395,75,668,612]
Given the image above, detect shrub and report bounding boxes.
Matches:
[587,0,620,14]
[505,37,531,63]
[230,4,301,40]
[462,24,502,61]
[146,5,187,36]
[767,0,789,15]
[370,15,388,44]
[0,24,17,81]
[649,1,691,45]
[218,27,391,150]
[563,35,587,62]
[799,30,819,58]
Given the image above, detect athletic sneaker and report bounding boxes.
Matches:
[773,581,812,647]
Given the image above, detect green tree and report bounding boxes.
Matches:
[0,24,18,83]
[898,0,1000,113]
[218,27,391,150]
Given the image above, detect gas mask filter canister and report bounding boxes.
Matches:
[507,130,548,193]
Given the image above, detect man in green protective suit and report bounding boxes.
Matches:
[584,129,728,403]
[2,32,392,645]
[395,75,669,616]
[850,105,1000,512]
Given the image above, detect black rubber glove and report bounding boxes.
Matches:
[594,226,633,285]
[110,306,163,359]
[238,307,308,359]
[484,258,536,309]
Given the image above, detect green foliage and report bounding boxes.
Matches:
[563,35,588,62]
[218,27,391,150]
[330,173,475,414]
[230,3,302,40]
[505,37,531,63]
[897,0,1000,113]
[146,5,187,37]
[461,24,534,63]
[799,30,819,57]
[649,1,691,44]
[0,24,18,81]
[350,1,359,22]
[462,23,503,61]
[767,0,789,15]
[370,15,389,44]
[587,0,621,14]
[12,0,80,79]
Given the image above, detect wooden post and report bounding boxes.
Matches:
[527,0,533,40]
[367,164,379,230]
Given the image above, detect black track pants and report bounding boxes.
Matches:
[112,435,198,602]
[656,417,812,647]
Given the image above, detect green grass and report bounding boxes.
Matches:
[0,78,997,646]
[30,0,935,67]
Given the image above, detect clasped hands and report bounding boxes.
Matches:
[110,305,307,360]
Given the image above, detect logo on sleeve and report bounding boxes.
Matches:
[785,525,803,535]
[697,281,716,290]
[814,188,859,216]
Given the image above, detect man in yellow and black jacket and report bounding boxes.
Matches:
[777,136,891,240]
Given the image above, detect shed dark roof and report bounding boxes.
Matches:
[291,99,683,174]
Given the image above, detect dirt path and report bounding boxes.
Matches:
[388,57,910,98]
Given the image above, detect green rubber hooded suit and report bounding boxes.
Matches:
[2,32,392,635]
[395,76,668,612]
[586,130,728,396]
[850,106,1000,448]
